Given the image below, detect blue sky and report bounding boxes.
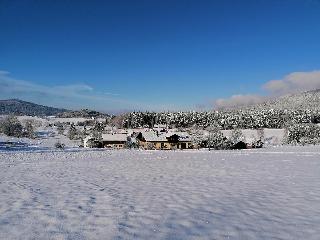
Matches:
[1,0,320,112]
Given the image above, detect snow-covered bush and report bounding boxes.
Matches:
[145,142,156,150]
[24,120,35,138]
[54,141,65,149]
[0,116,23,137]
[190,129,206,149]
[206,128,232,150]
[67,123,83,140]
[312,114,320,124]
[257,128,265,141]
[285,124,320,145]
[125,137,139,149]
[230,129,245,145]
[85,138,102,148]
[56,122,64,135]
[68,123,77,140]
[91,122,104,141]
[251,139,264,148]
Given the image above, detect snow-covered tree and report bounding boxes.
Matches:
[56,122,64,135]
[120,107,320,131]
[190,126,206,149]
[54,141,65,149]
[24,120,35,139]
[230,129,245,144]
[0,116,23,137]
[91,121,104,141]
[285,124,320,145]
[68,123,78,140]
[206,127,231,150]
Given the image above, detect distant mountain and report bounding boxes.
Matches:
[248,89,320,111]
[56,109,111,118]
[0,99,69,116]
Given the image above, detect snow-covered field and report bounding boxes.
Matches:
[1,146,320,240]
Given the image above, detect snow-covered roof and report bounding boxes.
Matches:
[101,134,128,142]
[131,129,149,133]
[167,131,190,137]
[116,129,129,134]
[142,132,168,142]
[154,124,167,128]
[139,131,192,142]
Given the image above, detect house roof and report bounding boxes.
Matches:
[142,132,168,142]
[101,134,128,142]
[166,131,191,140]
[139,131,192,142]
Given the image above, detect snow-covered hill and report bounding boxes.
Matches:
[250,89,320,110]
[0,99,68,116]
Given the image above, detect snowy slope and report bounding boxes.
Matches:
[251,89,320,110]
[1,147,320,240]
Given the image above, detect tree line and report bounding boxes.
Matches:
[122,109,320,129]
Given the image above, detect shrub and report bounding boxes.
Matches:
[206,127,232,150]
[54,141,65,149]
[68,123,81,140]
[24,120,35,138]
[145,142,156,150]
[285,123,320,145]
[191,129,206,149]
[125,137,139,149]
[230,128,245,145]
[0,116,23,137]
[56,123,65,135]
[85,138,102,148]
[91,122,104,141]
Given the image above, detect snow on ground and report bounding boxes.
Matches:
[1,146,320,240]
[0,132,80,150]
[221,128,285,146]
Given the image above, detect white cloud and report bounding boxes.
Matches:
[263,70,320,94]
[213,70,320,109]
[55,84,94,93]
[214,94,267,109]
[0,71,96,100]
[0,70,148,111]
[0,71,197,112]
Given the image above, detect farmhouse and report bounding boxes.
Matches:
[84,130,194,150]
[136,131,169,150]
[136,131,193,150]
[101,134,128,149]
[84,134,128,149]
